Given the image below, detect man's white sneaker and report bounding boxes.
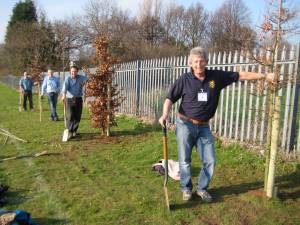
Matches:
[182,191,192,201]
[67,131,72,140]
[196,190,212,203]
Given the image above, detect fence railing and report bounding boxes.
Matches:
[114,45,300,153]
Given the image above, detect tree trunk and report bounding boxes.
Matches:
[106,83,111,137]
[266,95,281,197]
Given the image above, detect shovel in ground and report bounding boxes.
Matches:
[62,99,69,142]
[162,121,170,210]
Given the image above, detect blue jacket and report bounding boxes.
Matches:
[19,77,33,91]
[41,75,60,95]
[62,75,88,98]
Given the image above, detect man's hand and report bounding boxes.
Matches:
[158,115,168,128]
[265,73,278,84]
[158,99,173,127]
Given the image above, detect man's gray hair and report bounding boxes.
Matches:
[188,46,208,66]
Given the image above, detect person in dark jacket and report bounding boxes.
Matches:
[159,46,276,202]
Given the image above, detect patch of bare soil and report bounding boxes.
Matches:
[247,190,266,198]
[199,216,220,225]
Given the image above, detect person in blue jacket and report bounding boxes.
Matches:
[41,69,60,121]
[61,65,88,139]
[19,71,34,111]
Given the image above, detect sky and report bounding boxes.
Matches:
[0,0,299,44]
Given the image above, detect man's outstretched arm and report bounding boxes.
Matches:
[239,71,276,83]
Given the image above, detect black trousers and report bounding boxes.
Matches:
[66,97,83,133]
[23,90,33,110]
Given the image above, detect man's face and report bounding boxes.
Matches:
[48,70,54,77]
[70,68,78,79]
[191,55,208,76]
[24,72,28,77]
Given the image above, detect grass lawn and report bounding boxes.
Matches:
[0,82,299,225]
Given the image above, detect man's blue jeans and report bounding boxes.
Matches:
[175,118,215,193]
[48,92,58,120]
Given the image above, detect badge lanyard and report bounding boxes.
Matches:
[197,86,208,102]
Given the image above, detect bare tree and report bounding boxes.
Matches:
[183,3,208,48]
[53,17,87,71]
[79,0,139,61]
[207,0,255,52]
[137,0,165,46]
[81,0,118,39]
[163,3,189,48]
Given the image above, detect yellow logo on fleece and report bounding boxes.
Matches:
[209,80,215,89]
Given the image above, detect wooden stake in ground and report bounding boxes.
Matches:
[37,83,43,122]
[30,54,44,122]
[267,95,281,197]
[18,90,23,112]
[106,83,111,137]
[264,94,274,192]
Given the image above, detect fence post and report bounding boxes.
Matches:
[135,60,141,116]
[288,44,300,152]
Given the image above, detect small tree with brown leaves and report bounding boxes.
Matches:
[84,36,125,136]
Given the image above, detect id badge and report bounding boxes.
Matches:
[198,92,208,102]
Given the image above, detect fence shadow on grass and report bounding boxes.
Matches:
[158,164,299,210]
[34,218,70,225]
[170,197,201,210]
[112,123,161,137]
[68,125,160,141]
[210,181,264,202]
[210,167,300,202]
[70,132,99,141]
[187,163,300,203]
[276,164,300,201]
[5,189,30,206]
